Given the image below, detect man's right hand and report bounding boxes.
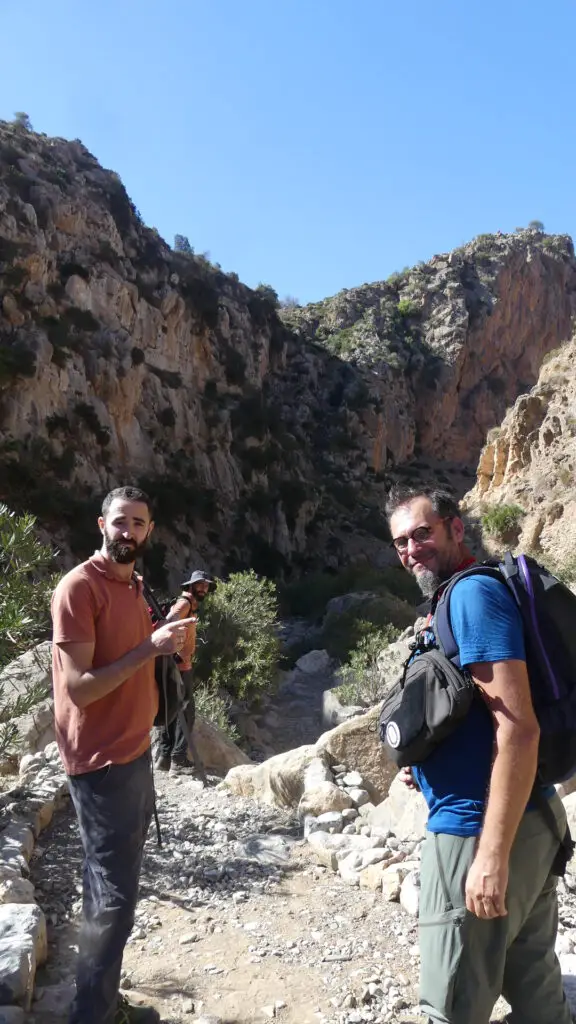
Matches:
[150,618,196,655]
[398,766,419,790]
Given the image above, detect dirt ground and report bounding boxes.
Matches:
[27,778,425,1024]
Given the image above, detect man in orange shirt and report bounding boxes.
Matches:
[51,486,194,1024]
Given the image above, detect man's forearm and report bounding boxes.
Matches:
[68,637,156,708]
[479,729,539,858]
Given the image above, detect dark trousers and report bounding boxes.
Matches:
[156,670,195,763]
[67,749,154,1024]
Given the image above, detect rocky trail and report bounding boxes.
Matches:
[6,646,576,1024]
[247,650,339,759]
[27,773,423,1024]
[25,767,576,1024]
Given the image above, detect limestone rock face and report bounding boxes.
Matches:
[464,335,576,573]
[223,745,323,808]
[2,121,576,581]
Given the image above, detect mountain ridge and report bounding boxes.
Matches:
[1,119,575,586]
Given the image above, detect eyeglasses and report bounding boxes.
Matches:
[390,517,453,553]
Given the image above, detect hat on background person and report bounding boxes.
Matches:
[182,569,216,592]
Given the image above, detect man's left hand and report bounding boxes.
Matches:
[465,851,509,919]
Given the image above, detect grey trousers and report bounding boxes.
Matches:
[419,792,572,1024]
[67,750,154,1024]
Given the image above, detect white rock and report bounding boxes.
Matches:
[307,833,354,870]
[338,854,361,886]
[369,774,428,841]
[347,788,370,807]
[341,808,359,821]
[303,756,333,790]
[0,903,47,1007]
[295,650,332,675]
[381,865,407,902]
[298,782,354,818]
[316,811,344,833]
[0,877,36,905]
[360,848,388,869]
[400,871,420,916]
[342,771,363,787]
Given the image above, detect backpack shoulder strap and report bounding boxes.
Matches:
[433,565,506,667]
[140,577,166,622]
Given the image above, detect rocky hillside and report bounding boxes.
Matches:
[2,118,576,585]
[464,335,576,575]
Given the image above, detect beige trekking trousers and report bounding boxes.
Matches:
[419,792,573,1024]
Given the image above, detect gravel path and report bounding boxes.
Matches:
[25,769,576,1024]
[27,773,424,1024]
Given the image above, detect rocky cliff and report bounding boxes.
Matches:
[1,119,576,585]
[464,336,576,574]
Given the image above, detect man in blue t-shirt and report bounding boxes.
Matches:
[386,485,572,1024]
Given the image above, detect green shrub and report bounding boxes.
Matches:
[396,298,419,318]
[174,234,193,255]
[325,327,356,356]
[0,504,57,672]
[193,570,280,702]
[332,624,399,707]
[481,503,525,539]
[254,283,279,308]
[194,685,239,741]
[320,598,410,662]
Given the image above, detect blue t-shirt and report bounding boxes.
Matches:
[413,575,550,837]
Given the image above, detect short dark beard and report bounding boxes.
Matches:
[105,530,149,565]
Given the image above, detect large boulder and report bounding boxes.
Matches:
[6,700,55,760]
[0,903,47,1008]
[192,716,251,774]
[315,705,397,803]
[369,773,428,841]
[0,644,52,702]
[376,637,412,691]
[298,782,353,818]
[223,745,326,808]
[295,650,333,675]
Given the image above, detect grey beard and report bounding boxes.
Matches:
[415,568,444,599]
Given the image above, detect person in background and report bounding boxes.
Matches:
[153,569,215,777]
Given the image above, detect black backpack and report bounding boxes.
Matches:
[380,553,576,785]
[141,580,191,735]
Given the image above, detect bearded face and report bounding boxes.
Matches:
[103,528,151,565]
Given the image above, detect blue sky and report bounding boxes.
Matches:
[1,1,574,304]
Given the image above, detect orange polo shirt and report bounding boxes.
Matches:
[51,552,158,775]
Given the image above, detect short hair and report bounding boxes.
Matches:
[101,486,154,518]
[385,484,460,522]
